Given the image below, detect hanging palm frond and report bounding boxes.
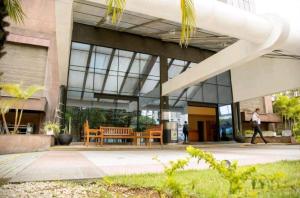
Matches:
[0,83,43,99]
[105,0,127,25]
[180,0,196,47]
[3,0,25,23]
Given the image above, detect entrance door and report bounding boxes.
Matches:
[197,121,205,142]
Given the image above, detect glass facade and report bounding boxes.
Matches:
[66,42,233,141]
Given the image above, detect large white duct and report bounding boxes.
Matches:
[89,0,300,54]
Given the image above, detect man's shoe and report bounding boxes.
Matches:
[251,142,256,144]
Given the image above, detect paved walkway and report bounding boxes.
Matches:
[1,144,299,182]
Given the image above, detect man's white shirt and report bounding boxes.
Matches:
[252,112,261,125]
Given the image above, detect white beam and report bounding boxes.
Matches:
[231,57,300,102]
[162,14,290,96]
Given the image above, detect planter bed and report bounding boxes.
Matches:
[0,135,54,154]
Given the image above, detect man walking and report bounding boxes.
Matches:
[251,108,268,144]
[183,121,189,143]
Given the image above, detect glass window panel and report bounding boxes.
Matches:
[67,91,81,100]
[72,42,90,51]
[93,53,110,73]
[205,76,217,84]
[94,74,105,91]
[117,75,125,93]
[168,65,183,79]
[140,79,159,94]
[110,52,132,73]
[172,59,185,66]
[70,65,86,72]
[218,85,233,104]
[119,50,133,58]
[187,86,203,102]
[83,92,94,100]
[170,89,184,98]
[103,75,118,93]
[203,83,218,103]
[70,50,88,66]
[68,70,84,89]
[217,71,231,86]
[176,100,186,108]
[85,72,95,91]
[121,77,138,95]
[95,46,112,54]
[148,62,160,78]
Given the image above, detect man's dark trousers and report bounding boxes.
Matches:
[251,125,267,143]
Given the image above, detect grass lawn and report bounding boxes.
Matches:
[107,160,300,198]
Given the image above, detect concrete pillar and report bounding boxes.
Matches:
[160,56,170,143]
[232,102,242,138]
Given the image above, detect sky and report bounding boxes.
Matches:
[254,0,300,26]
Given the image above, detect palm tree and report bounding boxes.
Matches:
[0,83,43,134]
[0,0,25,58]
[105,0,196,47]
[0,99,14,134]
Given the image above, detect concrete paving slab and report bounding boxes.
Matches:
[9,151,105,182]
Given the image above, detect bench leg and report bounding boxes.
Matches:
[149,137,152,148]
[160,136,163,145]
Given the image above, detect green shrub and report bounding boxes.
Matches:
[155,146,285,197]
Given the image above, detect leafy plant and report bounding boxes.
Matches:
[153,156,190,198]
[43,121,60,136]
[180,0,196,46]
[0,83,43,134]
[187,146,285,196]
[187,146,257,194]
[105,0,196,46]
[62,116,72,135]
[153,146,285,197]
[3,0,25,23]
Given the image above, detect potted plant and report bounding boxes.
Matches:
[44,122,60,136]
[58,116,73,145]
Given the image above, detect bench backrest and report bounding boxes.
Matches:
[147,124,163,136]
[100,127,134,136]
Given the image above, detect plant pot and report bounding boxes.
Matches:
[46,129,54,135]
[58,134,73,145]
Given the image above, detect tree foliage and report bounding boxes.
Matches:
[273,95,300,133]
[0,83,43,134]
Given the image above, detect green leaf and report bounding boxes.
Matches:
[3,0,25,23]
[105,0,126,24]
[180,0,196,47]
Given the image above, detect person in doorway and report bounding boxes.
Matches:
[183,121,189,143]
[251,108,268,144]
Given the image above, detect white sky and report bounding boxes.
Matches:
[254,0,300,26]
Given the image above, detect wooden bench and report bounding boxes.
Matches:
[99,126,137,146]
[83,120,102,146]
[140,124,163,147]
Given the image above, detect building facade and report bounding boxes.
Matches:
[1,0,299,142]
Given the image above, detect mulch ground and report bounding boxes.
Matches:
[0,180,162,198]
